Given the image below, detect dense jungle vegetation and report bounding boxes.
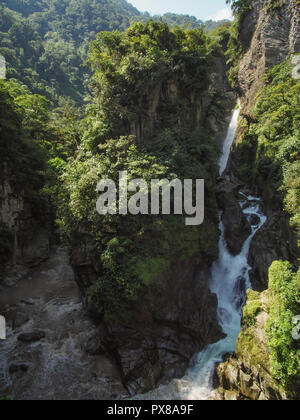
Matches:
[0,0,299,396]
[0,0,229,103]
[58,21,225,318]
[0,0,230,315]
[232,58,300,392]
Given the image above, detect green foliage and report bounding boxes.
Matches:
[136,257,171,287]
[58,22,222,319]
[0,4,89,103]
[0,80,48,201]
[243,290,262,328]
[232,59,300,240]
[266,261,300,392]
[86,21,217,149]
[1,1,231,104]
[0,79,83,268]
[148,13,230,33]
[266,0,288,13]
[59,133,219,319]
[226,0,253,18]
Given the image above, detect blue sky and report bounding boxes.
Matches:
[129,0,233,21]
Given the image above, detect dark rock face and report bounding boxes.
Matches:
[9,364,30,375]
[215,0,300,401]
[237,0,300,113]
[216,178,251,255]
[18,330,46,343]
[228,0,300,291]
[215,177,298,294]
[0,178,51,284]
[67,66,236,395]
[249,211,299,291]
[72,237,225,394]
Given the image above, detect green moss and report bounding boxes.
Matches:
[236,327,270,374]
[136,257,171,286]
[242,290,262,328]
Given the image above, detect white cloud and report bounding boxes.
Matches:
[206,7,233,22]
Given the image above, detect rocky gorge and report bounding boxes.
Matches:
[0,0,299,401]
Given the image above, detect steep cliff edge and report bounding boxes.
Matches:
[237,0,300,114]
[218,261,299,400]
[0,176,51,284]
[218,0,300,399]
[69,80,233,396]
[217,289,288,400]
[229,0,300,290]
[60,22,236,395]
[0,85,52,285]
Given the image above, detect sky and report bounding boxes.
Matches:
[129,0,233,21]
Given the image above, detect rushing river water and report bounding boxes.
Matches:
[183,193,267,399]
[1,104,267,400]
[0,248,126,400]
[181,104,267,398]
[134,104,267,400]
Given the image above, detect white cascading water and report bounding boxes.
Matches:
[183,103,267,399]
[218,104,241,176]
[134,103,267,400]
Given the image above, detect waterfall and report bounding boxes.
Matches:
[182,103,267,399]
[134,103,267,401]
[218,103,240,176]
[184,194,267,399]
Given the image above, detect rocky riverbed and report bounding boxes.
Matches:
[0,247,127,400]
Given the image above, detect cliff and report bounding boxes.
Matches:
[217,289,288,400]
[218,0,300,399]
[0,84,52,285]
[70,74,233,395]
[237,0,300,114]
[64,23,236,396]
[228,0,300,290]
[0,175,50,284]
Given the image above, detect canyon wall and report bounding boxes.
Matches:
[0,174,50,285]
[70,60,235,395]
[219,0,300,399]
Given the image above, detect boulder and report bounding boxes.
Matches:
[18,330,46,343]
[216,179,251,255]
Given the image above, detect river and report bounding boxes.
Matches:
[133,103,267,400]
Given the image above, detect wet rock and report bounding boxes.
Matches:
[249,212,299,291]
[17,330,46,343]
[0,249,127,400]
[72,254,225,395]
[217,290,293,400]
[233,276,247,309]
[249,214,260,226]
[84,333,107,356]
[216,179,251,255]
[224,390,239,401]
[20,299,35,306]
[9,364,30,375]
[13,312,29,329]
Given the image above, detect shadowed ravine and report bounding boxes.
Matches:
[133,104,268,400]
[0,105,267,400]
